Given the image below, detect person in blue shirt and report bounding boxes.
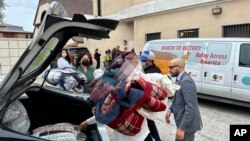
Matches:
[57,49,72,69]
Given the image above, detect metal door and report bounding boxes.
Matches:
[201,41,235,99]
[231,43,250,102]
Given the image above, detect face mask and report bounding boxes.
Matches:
[61,52,67,58]
[82,60,90,66]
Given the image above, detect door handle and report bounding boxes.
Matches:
[204,72,208,79]
[234,75,239,83]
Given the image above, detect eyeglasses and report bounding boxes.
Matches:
[168,65,179,69]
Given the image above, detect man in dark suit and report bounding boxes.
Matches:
[165,58,202,141]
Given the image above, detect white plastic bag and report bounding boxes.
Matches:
[3,100,31,134]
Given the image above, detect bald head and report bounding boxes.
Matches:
[169,58,185,77]
[170,58,185,67]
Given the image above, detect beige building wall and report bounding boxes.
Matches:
[17,33,26,38]
[94,0,133,15]
[133,0,151,5]
[92,0,98,15]
[0,39,32,75]
[84,22,134,66]
[93,0,151,16]
[87,0,250,55]
[134,0,250,51]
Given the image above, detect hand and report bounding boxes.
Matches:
[165,111,171,124]
[91,107,96,114]
[79,121,88,131]
[176,128,185,140]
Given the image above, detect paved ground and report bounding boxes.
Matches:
[106,99,250,141]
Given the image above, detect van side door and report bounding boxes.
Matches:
[201,42,234,99]
[231,43,250,102]
[184,41,206,93]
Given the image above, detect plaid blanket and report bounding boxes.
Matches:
[88,72,118,103]
[112,110,144,136]
[90,52,168,136]
[92,75,167,136]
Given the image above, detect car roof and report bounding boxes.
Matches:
[64,46,88,49]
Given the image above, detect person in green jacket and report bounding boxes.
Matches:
[74,53,94,93]
[104,49,111,68]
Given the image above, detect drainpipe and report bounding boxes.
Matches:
[97,0,101,16]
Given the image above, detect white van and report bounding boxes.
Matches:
[143,38,250,107]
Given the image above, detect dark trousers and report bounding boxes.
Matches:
[96,60,100,69]
[144,133,153,141]
[147,119,161,141]
[176,133,195,141]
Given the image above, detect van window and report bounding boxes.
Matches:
[185,42,204,63]
[204,43,232,65]
[239,44,250,67]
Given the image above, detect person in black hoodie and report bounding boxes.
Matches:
[139,50,162,141]
[94,48,101,69]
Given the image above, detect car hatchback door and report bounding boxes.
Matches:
[0,1,118,141]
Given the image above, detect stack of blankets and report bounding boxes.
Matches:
[42,68,87,93]
[88,52,179,136]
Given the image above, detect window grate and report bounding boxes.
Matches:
[178,28,199,38]
[223,24,250,37]
[146,32,161,42]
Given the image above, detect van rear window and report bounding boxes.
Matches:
[204,43,232,65]
[239,44,250,67]
[68,48,90,57]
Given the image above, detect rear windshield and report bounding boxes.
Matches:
[0,75,5,85]
[68,48,90,57]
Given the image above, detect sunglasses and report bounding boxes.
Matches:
[168,65,179,69]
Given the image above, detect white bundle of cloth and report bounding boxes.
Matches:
[42,68,87,92]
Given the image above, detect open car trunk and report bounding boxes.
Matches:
[0,2,118,140]
[17,86,101,141]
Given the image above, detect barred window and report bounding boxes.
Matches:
[145,32,161,42]
[223,24,250,37]
[178,29,199,38]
